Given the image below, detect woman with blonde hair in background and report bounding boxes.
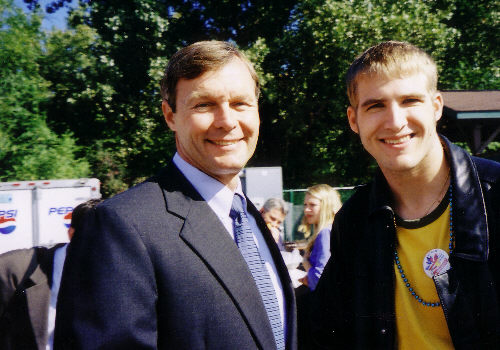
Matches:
[298,184,342,291]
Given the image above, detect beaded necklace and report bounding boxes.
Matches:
[393,184,453,307]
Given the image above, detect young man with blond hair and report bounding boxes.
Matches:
[311,41,500,349]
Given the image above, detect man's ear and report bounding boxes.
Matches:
[67,227,75,240]
[162,100,176,132]
[433,92,444,122]
[347,106,359,134]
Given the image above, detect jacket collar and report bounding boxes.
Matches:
[367,135,489,262]
[443,136,489,261]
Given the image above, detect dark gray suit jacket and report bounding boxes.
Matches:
[54,162,297,349]
[0,244,65,350]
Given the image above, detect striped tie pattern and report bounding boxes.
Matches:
[230,194,285,350]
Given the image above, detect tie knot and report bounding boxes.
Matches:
[230,194,245,220]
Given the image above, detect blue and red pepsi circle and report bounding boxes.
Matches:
[63,212,72,229]
[0,216,16,234]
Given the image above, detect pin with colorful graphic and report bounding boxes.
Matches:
[423,248,450,278]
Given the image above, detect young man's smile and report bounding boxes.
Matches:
[347,73,443,175]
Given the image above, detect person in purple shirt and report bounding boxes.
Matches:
[298,184,342,290]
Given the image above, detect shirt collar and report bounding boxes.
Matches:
[173,153,244,218]
[52,244,68,292]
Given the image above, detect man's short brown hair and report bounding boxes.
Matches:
[160,40,260,112]
[346,41,438,107]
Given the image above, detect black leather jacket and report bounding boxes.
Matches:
[311,136,500,349]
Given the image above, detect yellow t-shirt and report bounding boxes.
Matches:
[394,202,454,349]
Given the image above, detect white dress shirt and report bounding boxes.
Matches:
[46,244,67,350]
[173,153,286,333]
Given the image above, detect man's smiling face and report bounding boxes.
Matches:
[347,72,443,175]
[163,57,260,188]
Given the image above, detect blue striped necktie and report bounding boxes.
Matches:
[230,194,285,350]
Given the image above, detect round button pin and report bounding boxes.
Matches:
[423,248,450,278]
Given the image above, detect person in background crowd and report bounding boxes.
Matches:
[0,199,101,350]
[310,41,500,349]
[260,197,288,250]
[54,40,297,350]
[297,184,342,291]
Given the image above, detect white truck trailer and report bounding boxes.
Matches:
[0,178,101,254]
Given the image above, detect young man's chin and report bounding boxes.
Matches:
[375,155,421,173]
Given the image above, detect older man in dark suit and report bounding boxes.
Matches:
[0,199,101,350]
[54,41,297,350]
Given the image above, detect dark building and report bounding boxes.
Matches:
[439,90,500,160]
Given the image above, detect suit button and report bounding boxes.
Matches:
[380,328,386,335]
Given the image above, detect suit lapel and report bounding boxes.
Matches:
[158,163,276,349]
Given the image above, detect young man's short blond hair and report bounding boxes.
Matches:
[346,41,438,107]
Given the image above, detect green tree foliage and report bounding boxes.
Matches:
[14,0,500,194]
[37,2,176,196]
[39,0,298,195]
[433,0,500,90]
[262,0,458,186]
[0,0,89,181]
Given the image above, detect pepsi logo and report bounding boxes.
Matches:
[0,216,16,235]
[63,212,72,229]
[48,207,73,215]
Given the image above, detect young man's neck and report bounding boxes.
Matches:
[382,142,450,220]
